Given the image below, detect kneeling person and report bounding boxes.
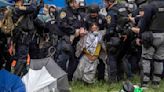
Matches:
[73,23,105,83]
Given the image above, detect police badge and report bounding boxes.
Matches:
[106,15,111,24]
[60,11,66,19]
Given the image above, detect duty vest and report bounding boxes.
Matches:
[150,1,164,32]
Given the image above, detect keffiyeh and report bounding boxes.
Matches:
[84,31,102,55]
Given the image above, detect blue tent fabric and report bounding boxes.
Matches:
[7,0,15,3]
[0,70,26,92]
[43,0,104,8]
[0,0,13,8]
[44,0,66,8]
[2,0,104,8]
[85,0,103,6]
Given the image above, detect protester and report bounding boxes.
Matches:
[73,22,106,83]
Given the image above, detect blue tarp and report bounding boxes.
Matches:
[0,69,26,92]
[0,0,13,8]
[44,0,66,8]
[85,0,103,6]
[44,0,104,7]
[2,0,104,8]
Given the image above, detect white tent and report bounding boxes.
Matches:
[22,57,70,92]
[22,66,57,92]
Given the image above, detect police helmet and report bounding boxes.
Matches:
[88,4,100,13]
[135,0,147,5]
[139,3,147,11]
[66,0,73,4]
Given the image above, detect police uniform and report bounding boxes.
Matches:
[0,30,11,70]
[12,1,37,76]
[0,7,12,71]
[85,15,107,30]
[56,6,82,81]
[84,5,107,31]
[106,1,129,81]
[139,0,164,86]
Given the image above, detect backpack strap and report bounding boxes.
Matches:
[11,7,24,36]
[14,16,24,27]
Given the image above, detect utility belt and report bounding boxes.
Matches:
[61,35,71,44]
[151,30,164,33]
[107,36,121,47]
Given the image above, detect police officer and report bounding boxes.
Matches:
[105,0,119,82]
[12,0,37,76]
[131,0,164,88]
[85,4,107,31]
[122,0,137,14]
[0,7,12,71]
[56,0,83,81]
[104,0,129,82]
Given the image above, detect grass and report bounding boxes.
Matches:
[70,76,164,92]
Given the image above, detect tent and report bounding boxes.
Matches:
[3,0,105,8]
[43,0,104,8]
[85,0,104,7]
[0,69,26,92]
[44,0,66,8]
[22,66,57,92]
[0,0,13,7]
[23,57,70,92]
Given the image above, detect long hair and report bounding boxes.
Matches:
[0,8,14,34]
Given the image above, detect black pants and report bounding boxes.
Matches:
[14,31,31,76]
[0,43,12,71]
[56,39,78,81]
[97,58,105,80]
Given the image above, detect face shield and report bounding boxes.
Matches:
[23,0,32,5]
[24,0,30,3]
[103,0,115,8]
[135,0,147,6]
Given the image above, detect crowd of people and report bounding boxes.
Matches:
[0,0,164,90]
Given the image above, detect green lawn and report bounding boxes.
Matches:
[70,76,164,92]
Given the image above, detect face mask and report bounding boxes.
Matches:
[93,31,99,36]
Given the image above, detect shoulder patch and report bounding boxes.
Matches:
[106,15,111,24]
[158,8,164,12]
[119,8,126,12]
[60,11,66,19]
